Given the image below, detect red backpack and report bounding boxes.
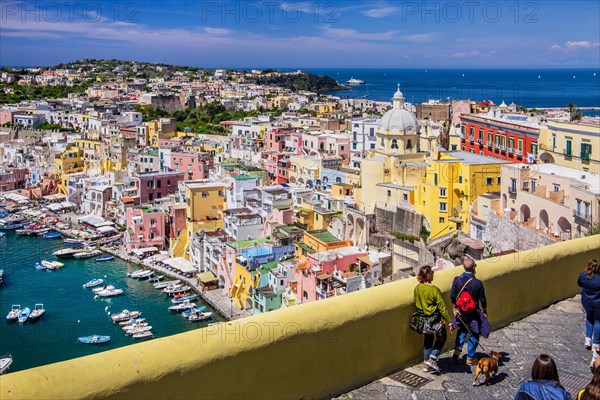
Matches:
[456,278,476,313]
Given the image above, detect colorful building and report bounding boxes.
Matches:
[124,206,165,253]
[539,120,600,174]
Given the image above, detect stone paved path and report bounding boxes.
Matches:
[337,296,592,399]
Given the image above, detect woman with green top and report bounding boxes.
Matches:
[414,265,453,373]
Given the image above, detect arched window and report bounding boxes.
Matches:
[391,139,399,149]
[406,139,413,150]
[380,137,385,147]
[335,177,342,183]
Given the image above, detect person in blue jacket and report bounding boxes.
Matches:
[578,259,600,368]
[514,354,571,400]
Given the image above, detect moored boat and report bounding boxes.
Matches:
[43,231,61,239]
[95,255,114,262]
[53,248,80,258]
[78,335,110,344]
[92,285,114,293]
[181,306,206,318]
[83,278,104,288]
[0,216,27,230]
[171,294,197,304]
[63,238,83,245]
[18,307,31,323]
[15,229,32,235]
[153,279,179,289]
[163,285,190,295]
[122,321,148,330]
[35,263,46,270]
[29,304,45,320]
[128,269,153,279]
[124,325,153,335]
[41,260,64,270]
[168,301,196,312]
[111,310,141,322]
[6,305,20,320]
[0,355,13,374]
[96,288,123,297]
[131,331,153,340]
[149,274,164,282]
[74,249,103,259]
[119,317,146,327]
[188,311,213,322]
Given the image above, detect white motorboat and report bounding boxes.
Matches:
[0,216,27,230]
[188,311,213,322]
[0,355,13,374]
[96,288,123,297]
[124,325,153,335]
[128,270,153,279]
[92,285,114,293]
[131,331,154,340]
[41,260,64,270]
[29,304,46,320]
[122,322,148,330]
[153,280,179,289]
[53,248,80,258]
[83,278,104,288]
[163,285,190,295]
[111,310,141,322]
[346,77,365,85]
[168,301,196,312]
[6,305,21,320]
[119,317,146,327]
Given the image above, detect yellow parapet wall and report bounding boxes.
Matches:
[2,236,599,400]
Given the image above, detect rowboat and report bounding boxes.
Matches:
[171,294,197,304]
[6,305,21,320]
[29,304,45,320]
[95,255,114,262]
[18,307,31,323]
[35,263,46,270]
[83,278,104,288]
[78,335,110,344]
[43,231,61,239]
[111,310,141,322]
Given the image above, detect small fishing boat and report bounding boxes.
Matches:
[124,325,153,336]
[29,304,45,320]
[0,216,27,230]
[0,355,12,374]
[188,311,213,322]
[64,238,83,245]
[53,248,80,258]
[92,285,114,293]
[15,229,32,235]
[41,260,64,270]
[83,278,104,288]
[122,321,148,330]
[173,292,191,298]
[131,331,153,340]
[119,317,146,327]
[95,255,114,262]
[128,270,153,279]
[111,310,141,322]
[168,301,196,312]
[163,285,190,295]
[171,294,197,304]
[6,305,21,320]
[43,231,61,239]
[18,307,31,323]
[153,280,179,290]
[181,306,207,318]
[35,263,46,270]
[149,275,164,282]
[96,288,123,297]
[74,249,103,259]
[78,335,110,344]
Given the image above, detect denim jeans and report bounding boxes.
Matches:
[424,327,447,361]
[585,308,600,345]
[455,326,480,360]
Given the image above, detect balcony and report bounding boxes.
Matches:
[573,210,592,224]
[508,186,517,198]
[581,152,591,161]
[515,149,523,156]
[564,148,572,157]
[2,236,598,400]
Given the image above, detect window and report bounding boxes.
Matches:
[406,139,413,150]
[156,180,161,189]
[530,142,538,155]
[451,145,457,150]
[370,143,375,149]
[553,184,560,192]
[387,190,391,197]
[352,143,357,150]
[522,181,529,191]
[458,175,463,184]
[340,146,344,151]
[403,193,408,201]
[439,202,447,212]
[391,139,399,149]
[510,178,517,192]
[434,173,438,185]
[440,188,447,198]
[497,177,501,184]
[369,127,375,136]
[487,132,492,144]
[461,125,466,135]
[469,127,474,139]
[439,217,445,224]
[508,137,514,150]
[478,129,484,140]
[202,191,208,198]
[486,177,493,185]
[566,139,572,156]
[581,143,592,160]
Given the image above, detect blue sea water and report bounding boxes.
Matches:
[305,68,600,109]
[0,231,222,373]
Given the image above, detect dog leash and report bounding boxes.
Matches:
[455,313,490,355]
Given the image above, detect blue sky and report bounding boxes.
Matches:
[1,0,599,68]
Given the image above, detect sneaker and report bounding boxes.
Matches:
[452,350,461,362]
[466,358,479,366]
[423,364,433,373]
[425,358,440,372]
[585,337,592,350]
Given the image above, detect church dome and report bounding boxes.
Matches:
[378,85,419,135]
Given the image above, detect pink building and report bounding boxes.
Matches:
[133,170,184,204]
[124,206,165,253]
[0,167,28,192]
[295,246,367,303]
[0,111,15,126]
[301,133,351,164]
[166,204,187,242]
[168,150,213,181]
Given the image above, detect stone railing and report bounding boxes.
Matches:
[1,235,599,400]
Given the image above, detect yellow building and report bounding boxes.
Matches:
[228,238,272,309]
[296,200,342,231]
[53,145,85,188]
[171,182,227,259]
[539,120,600,174]
[145,118,177,147]
[414,151,508,239]
[288,155,321,187]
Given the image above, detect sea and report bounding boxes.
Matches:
[0,231,223,373]
[304,68,600,112]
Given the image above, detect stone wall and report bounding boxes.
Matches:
[374,206,422,237]
[369,233,435,276]
[484,211,557,254]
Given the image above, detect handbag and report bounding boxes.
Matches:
[410,286,444,335]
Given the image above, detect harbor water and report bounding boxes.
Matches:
[0,230,223,373]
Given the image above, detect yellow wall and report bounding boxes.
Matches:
[184,183,226,258]
[2,236,598,400]
[540,121,600,174]
[53,146,85,187]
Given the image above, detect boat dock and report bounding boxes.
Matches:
[99,246,251,321]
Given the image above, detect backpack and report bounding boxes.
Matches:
[456,278,476,313]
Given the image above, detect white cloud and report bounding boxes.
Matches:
[321,27,399,41]
[362,6,398,18]
[566,41,600,48]
[401,33,438,43]
[549,45,562,50]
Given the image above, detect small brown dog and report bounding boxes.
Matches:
[473,351,502,386]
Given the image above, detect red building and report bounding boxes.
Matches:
[460,113,541,164]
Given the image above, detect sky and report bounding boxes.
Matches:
[1,0,599,68]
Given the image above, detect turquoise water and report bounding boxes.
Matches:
[0,230,223,373]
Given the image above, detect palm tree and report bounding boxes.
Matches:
[566,103,577,121]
